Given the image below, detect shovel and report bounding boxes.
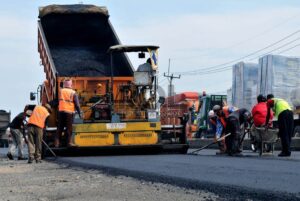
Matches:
[189,133,231,155]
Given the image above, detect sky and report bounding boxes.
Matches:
[1,0,300,117]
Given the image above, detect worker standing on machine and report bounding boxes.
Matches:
[55,79,81,147]
[27,104,52,163]
[266,94,293,157]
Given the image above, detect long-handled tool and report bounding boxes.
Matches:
[82,97,105,113]
[189,133,231,155]
[42,139,57,158]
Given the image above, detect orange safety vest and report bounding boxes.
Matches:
[222,106,237,118]
[28,105,50,128]
[59,88,76,113]
[220,117,227,128]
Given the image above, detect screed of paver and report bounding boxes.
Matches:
[0,158,219,201]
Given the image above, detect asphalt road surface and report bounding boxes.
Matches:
[56,149,300,201]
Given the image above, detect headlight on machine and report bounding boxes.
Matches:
[147,110,157,120]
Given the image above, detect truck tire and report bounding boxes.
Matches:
[293,126,300,138]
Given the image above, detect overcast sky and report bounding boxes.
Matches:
[1,0,300,117]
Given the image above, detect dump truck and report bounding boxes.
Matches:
[160,92,199,139]
[0,110,10,147]
[34,4,188,153]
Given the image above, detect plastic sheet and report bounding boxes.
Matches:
[291,88,300,108]
[232,62,258,110]
[226,88,233,106]
[258,55,300,109]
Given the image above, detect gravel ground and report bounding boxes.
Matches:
[0,157,220,201]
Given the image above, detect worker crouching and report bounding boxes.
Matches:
[27,104,52,163]
[212,105,237,155]
[55,79,81,148]
[225,108,252,156]
[208,110,226,154]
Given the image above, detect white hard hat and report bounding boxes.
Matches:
[208,110,215,118]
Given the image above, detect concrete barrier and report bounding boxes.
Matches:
[188,137,300,151]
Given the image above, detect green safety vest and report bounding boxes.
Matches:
[272,98,291,118]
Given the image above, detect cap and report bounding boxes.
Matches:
[212,105,221,112]
[267,94,274,100]
[257,94,266,103]
[63,79,72,88]
[208,110,215,118]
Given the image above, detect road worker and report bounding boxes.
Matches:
[27,104,52,163]
[213,105,237,119]
[208,110,226,154]
[252,94,273,127]
[225,108,252,156]
[6,112,28,160]
[266,94,293,157]
[55,79,81,147]
[250,94,274,152]
[213,105,236,154]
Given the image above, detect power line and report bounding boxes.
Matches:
[175,29,300,75]
[249,36,300,60]
[277,43,300,54]
[180,40,300,76]
[158,78,168,84]
[169,13,300,61]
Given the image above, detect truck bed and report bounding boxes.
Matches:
[39,4,134,77]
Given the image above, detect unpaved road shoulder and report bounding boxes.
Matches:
[0,157,218,201]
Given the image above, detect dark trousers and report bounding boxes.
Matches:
[226,117,241,154]
[278,110,294,154]
[56,112,74,146]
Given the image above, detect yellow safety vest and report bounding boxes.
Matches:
[272,98,291,118]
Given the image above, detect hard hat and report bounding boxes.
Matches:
[212,105,221,112]
[44,104,52,113]
[208,110,215,118]
[97,83,102,88]
[63,79,72,88]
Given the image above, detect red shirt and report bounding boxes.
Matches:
[251,102,273,127]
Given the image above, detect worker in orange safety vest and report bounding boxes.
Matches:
[27,104,52,163]
[55,79,81,147]
[212,105,238,154]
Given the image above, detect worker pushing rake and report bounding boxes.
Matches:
[191,106,252,156]
[189,133,231,155]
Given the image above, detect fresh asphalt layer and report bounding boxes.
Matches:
[1,147,299,200]
[53,149,300,201]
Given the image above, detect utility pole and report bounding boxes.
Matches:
[164,58,181,96]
